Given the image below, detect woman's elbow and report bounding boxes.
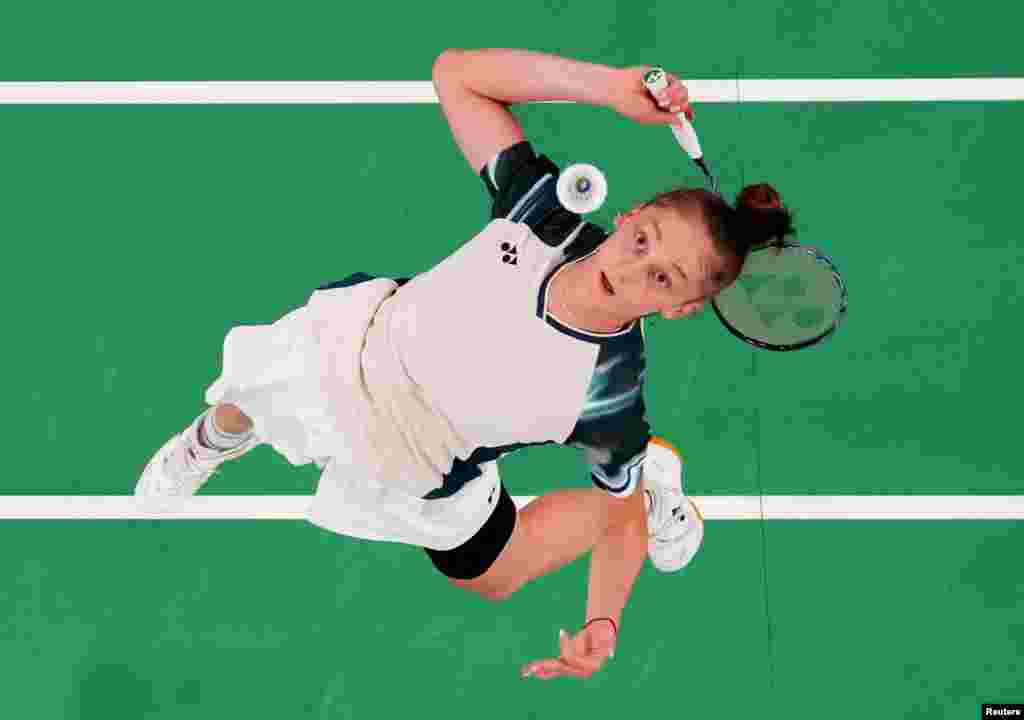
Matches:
[432,48,468,81]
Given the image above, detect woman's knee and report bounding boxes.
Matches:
[449,575,521,602]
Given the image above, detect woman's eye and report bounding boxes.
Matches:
[636,233,647,249]
[654,271,670,287]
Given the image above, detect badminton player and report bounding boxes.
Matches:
[136,48,795,680]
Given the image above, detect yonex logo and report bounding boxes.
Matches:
[500,242,518,266]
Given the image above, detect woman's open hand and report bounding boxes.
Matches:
[521,620,617,681]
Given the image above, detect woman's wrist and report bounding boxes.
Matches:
[583,616,618,637]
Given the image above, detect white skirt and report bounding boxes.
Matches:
[204,278,501,551]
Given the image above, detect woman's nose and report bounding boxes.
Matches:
[616,264,642,286]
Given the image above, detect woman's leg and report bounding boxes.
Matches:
[210,404,253,434]
[135,403,258,510]
[451,486,644,600]
[190,404,254,456]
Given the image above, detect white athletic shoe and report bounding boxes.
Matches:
[644,437,705,573]
[135,414,255,513]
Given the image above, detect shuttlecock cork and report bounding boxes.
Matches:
[556,163,608,215]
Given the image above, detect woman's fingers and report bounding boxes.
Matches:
[558,629,605,675]
[655,74,694,118]
[521,657,590,680]
[563,650,605,675]
[520,626,612,680]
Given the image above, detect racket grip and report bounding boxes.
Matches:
[643,67,703,160]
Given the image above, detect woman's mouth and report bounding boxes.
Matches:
[600,271,615,296]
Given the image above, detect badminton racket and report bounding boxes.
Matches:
[643,66,848,351]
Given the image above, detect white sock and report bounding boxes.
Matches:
[194,408,253,459]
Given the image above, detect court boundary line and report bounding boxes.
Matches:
[1,496,1022,520]
[1,79,1023,104]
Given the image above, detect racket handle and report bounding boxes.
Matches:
[643,67,703,160]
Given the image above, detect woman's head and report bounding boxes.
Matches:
[575,183,796,327]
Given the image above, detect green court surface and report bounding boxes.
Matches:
[2,522,1021,717]
[2,1,1022,717]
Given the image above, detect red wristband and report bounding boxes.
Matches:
[582,617,618,637]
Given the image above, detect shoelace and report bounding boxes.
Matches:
[160,438,221,492]
[648,488,686,537]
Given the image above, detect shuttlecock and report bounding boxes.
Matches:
[556,163,607,215]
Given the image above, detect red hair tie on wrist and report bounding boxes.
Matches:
[582,617,618,637]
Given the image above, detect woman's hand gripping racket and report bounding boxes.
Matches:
[643,66,848,351]
[642,67,719,194]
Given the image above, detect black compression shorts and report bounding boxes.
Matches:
[423,484,517,580]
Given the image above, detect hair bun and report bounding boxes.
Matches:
[729,183,795,249]
[736,183,782,211]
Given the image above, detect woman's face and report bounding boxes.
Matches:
[585,203,726,322]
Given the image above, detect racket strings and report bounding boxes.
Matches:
[714,243,847,351]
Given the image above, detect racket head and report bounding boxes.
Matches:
[710,241,848,352]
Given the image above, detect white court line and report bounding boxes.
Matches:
[0,79,1022,104]
[0,496,1022,520]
